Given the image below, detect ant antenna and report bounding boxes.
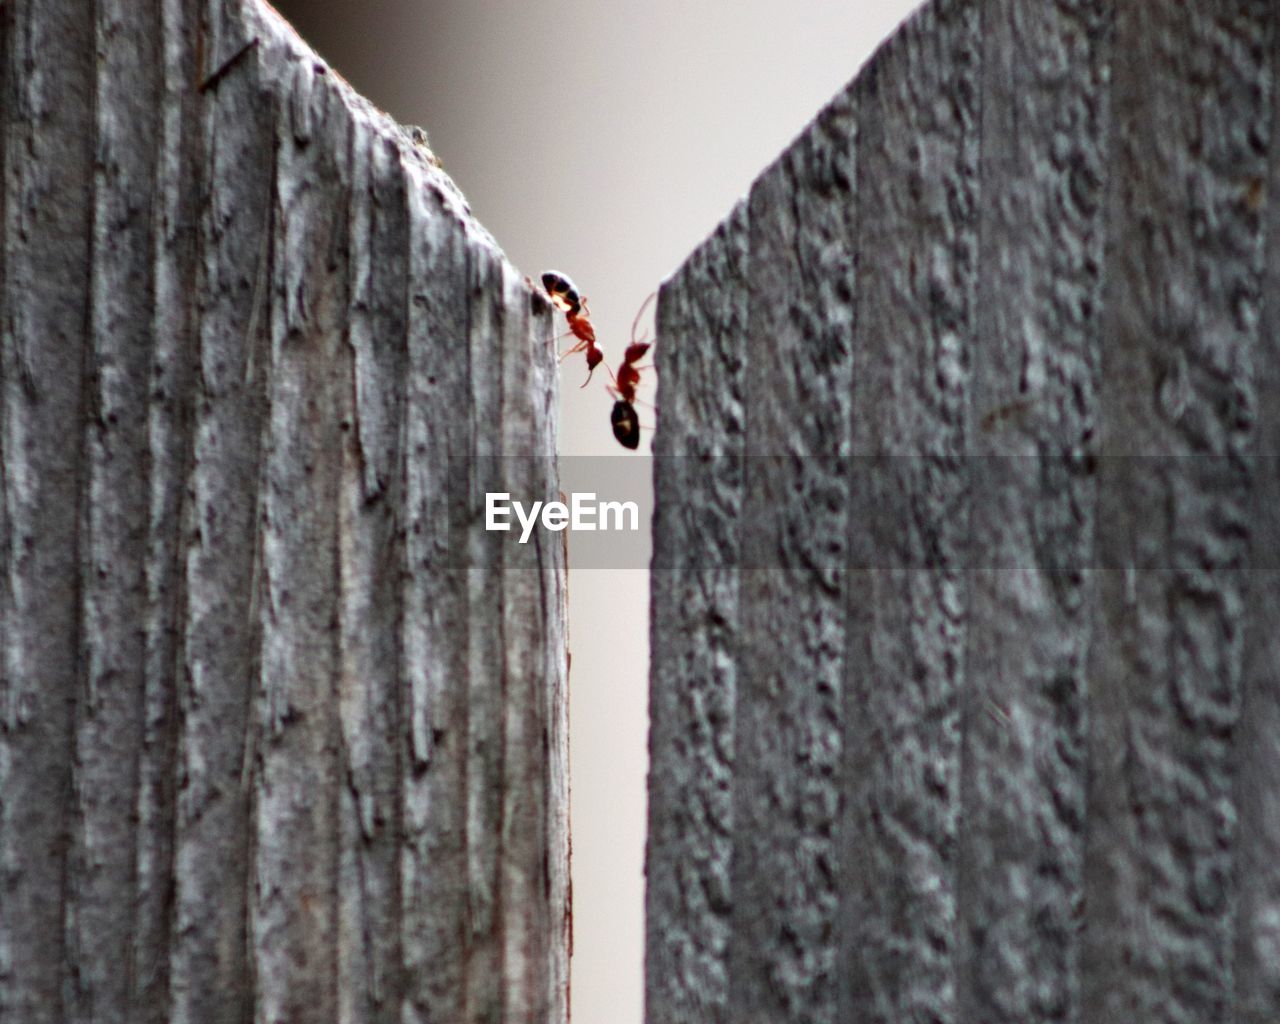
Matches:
[631,291,657,345]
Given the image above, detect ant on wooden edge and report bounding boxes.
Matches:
[541,270,604,387]
[541,271,655,451]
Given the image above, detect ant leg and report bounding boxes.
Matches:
[558,339,589,361]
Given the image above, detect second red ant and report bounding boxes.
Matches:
[607,293,655,450]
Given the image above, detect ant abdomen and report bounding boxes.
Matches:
[541,270,582,317]
[611,400,641,450]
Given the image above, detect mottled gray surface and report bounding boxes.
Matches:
[1082,5,1270,1023]
[0,2,568,1023]
[647,203,748,1024]
[728,82,859,1024]
[956,2,1106,1023]
[649,1,1280,1022]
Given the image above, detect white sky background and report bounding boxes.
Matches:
[269,2,922,1020]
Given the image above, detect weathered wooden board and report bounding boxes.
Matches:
[955,1,1108,1022]
[646,202,748,1024]
[1237,16,1280,1021]
[1081,5,1271,1023]
[0,2,568,1023]
[728,80,859,1024]
[842,4,981,1022]
[649,1,1280,1022]
[0,1,94,1021]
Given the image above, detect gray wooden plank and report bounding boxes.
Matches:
[1236,17,1280,1019]
[727,79,858,1024]
[67,0,159,1018]
[334,114,410,1024]
[953,2,1109,1023]
[649,4,1280,1024]
[170,11,271,1023]
[461,244,507,1024]
[133,2,202,1019]
[251,50,348,1024]
[1080,3,1271,1023]
[508,266,569,1021]
[539,379,571,1024]
[400,168,474,1024]
[0,3,568,1022]
[839,3,980,1023]
[495,266,559,1024]
[645,202,748,1024]
[0,1,93,1021]
[509,243,570,1024]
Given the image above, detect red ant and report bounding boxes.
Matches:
[541,270,604,387]
[607,293,655,450]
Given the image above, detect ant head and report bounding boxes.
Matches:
[623,342,651,364]
[579,347,606,388]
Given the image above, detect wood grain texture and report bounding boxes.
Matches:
[649,1,1280,1022]
[842,5,980,1022]
[171,6,271,1021]
[0,2,568,1022]
[646,202,748,1024]
[955,2,1108,1023]
[729,78,859,1024]
[1082,4,1271,1023]
[0,1,93,1022]
[135,3,201,1021]
[1237,17,1280,1020]
[69,0,159,1019]
[400,172,473,1024]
